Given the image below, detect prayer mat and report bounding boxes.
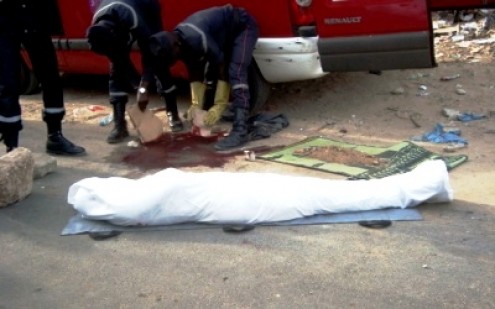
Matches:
[258,136,468,179]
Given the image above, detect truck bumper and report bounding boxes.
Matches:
[253,37,327,83]
[318,31,435,73]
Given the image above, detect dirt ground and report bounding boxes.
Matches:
[5,12,495,308]
[19,12,495,205]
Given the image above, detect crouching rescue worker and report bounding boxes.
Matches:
[148,4,259,150]
[86,0,183,144]
[0,0,86,155]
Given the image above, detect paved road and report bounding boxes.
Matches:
[1,84,494,308]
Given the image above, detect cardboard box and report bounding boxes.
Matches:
[126,104,164,143]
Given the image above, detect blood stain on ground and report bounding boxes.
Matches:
[119,132,227,170]
[119,132,279,170]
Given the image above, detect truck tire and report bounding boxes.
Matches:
[248,62,270,113]
[20,60,41,95]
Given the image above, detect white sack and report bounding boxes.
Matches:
[67,160,453,226]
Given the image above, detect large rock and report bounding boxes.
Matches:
[0,147,35,208]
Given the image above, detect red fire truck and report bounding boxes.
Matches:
[20,0,495,110]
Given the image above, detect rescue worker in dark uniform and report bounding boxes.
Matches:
[0,0,86,155]
[86,0,184,144]
[148,4,259,150]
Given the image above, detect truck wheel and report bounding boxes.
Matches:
[20,60,40,95]
[248,62,270,113]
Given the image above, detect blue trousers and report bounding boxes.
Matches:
[0,31,65,133]
[229,9,259,110]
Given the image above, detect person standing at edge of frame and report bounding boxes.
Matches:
[86,0,184,144]
[0,0,86,155]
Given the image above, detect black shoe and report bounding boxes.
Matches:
[214,108,248,150]
[88,231,122,241]
[46,132,86,156]
[214,131,248,150]
[107,125,129,144]
[107,101,129,143]
[167,112,184,132]
[222,225,255,233]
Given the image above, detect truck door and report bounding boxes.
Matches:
[312,0,435,72]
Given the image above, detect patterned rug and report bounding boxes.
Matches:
[259,136,468,179]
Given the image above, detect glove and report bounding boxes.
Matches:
[204,80,230,126]
[186,81,206,121]
[186,105,201,122]
[137,86,149,111]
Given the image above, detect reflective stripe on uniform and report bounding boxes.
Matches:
[232,83,249,90]
[0,115,22,123]
[43,107,65,114]
[109,91,128,96]
[164,85,176,93]
[179,23,208,54]
[93,1,138,29]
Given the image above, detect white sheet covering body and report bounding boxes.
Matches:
[68,160,453,226]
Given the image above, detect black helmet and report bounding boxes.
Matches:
[87,19,129,57]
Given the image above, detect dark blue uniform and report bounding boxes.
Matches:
[0,0,85,154]
[147,4,259,149]
[0,0,65,136]
[175,4,258,110]
[91,0,175,103]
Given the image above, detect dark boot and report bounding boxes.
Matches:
[162,93,183,132]
[46,131,86,156]
[1,130,19,153]
[167,111,184,132]
[44,110,86,155]
[214,108,249,150]
[107,101,129,143]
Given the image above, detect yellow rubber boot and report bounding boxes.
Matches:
[204,80,230,126]
[186,82,206,121]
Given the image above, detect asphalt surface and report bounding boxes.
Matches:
[0,118,494,309]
